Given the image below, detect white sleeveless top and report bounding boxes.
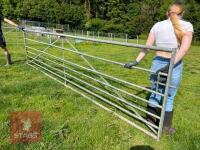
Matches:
[150,19,193,49]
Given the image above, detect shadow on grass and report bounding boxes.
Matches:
[130,145,154,150]
[13,59,26,64]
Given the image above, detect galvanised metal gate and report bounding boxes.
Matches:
[22,28,177,140]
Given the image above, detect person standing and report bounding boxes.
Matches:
[124,2,193,134]
[0,15,23,66]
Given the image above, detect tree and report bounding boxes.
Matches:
[1,0,200,40]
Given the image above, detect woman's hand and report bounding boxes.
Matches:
[124,61,138,69]
[17,25,24,31]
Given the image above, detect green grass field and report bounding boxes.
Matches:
[0,30,200,150]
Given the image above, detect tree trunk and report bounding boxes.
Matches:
[85,0,91,21]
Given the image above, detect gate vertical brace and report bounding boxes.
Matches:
[23,31,28,62]
[157,48,177,140]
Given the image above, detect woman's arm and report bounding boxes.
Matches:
[174,31,193,64]
[124,32,155,69]
[135,32,155,62]
[3,18,18,27]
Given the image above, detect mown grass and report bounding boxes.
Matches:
[0,30,200,150]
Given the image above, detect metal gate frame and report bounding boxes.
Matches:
[22,28,177,141]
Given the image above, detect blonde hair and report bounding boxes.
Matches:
[168,2,185,44]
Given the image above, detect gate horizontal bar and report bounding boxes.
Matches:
[24,28,174,52]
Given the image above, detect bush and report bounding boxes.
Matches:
[139,34,148,40]
[126,15,153,38]
[85,18,105,31]
[101,22,125,33]
[60,4,84,29]
[193,23,200,41]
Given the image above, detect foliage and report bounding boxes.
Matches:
[60,4,84,28]
[101,21,125,33]
[126,14,154,38]
[85,18,106,31]
[1,0,200,40]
